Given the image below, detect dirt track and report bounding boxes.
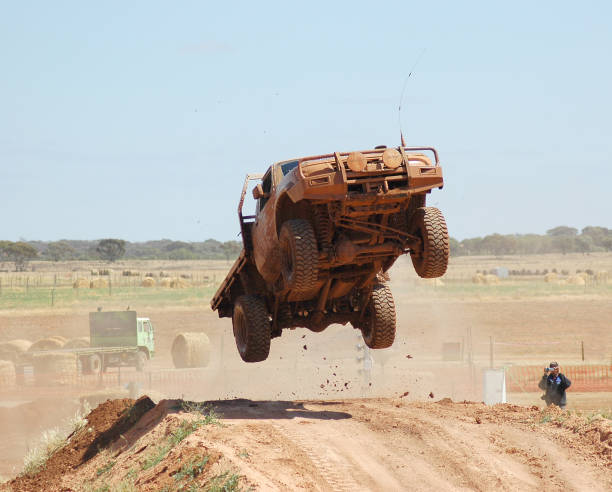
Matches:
[4,396,611,491]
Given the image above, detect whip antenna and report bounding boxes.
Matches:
[398,48,426,146]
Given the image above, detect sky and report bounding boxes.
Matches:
[1,1,610,242]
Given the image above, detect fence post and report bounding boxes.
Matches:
[51,288,55,307]
[581,340,584,361]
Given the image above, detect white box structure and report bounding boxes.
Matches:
[483,369,506,405]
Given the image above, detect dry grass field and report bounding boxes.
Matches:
[0,253,610,482]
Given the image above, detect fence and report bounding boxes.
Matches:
[506,364,612,392]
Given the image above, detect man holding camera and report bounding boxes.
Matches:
[538,361,571,409]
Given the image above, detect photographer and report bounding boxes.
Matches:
[538,361,571,409]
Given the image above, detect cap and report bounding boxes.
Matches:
[549,361,559,368]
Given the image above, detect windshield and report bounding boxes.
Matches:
[280,160,298,175]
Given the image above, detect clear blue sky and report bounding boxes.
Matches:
[2,1,610,242]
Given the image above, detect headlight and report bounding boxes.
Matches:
[347,151,366,172]
[382,148,402,169]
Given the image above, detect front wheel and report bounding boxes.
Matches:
[409,207,449,278]
[233,295,271,362]
[88,354,103,375]
[360,283,396,349]
[279,219,318,292]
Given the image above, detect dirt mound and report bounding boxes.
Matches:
[6,396,155,491]
[4,397,610,491]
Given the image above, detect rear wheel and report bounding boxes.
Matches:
[233,295,271,362]
[279,219,318,291]
[361,283,396,349]
[135,351,147,372]
[409,207,449,278]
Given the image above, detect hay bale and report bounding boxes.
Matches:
[576,271,590,281]
[472,273,484,284]
[171,333,210,368]
[543,272,558,283]
[483,274,500,285]
[0,339,32,354]
[160,278,173,287]
[421,278,444,286]
[170,278,189,288]
[29,338,64,352]
[567,275,586,286]
[595,271,609,284]
[32,352,77,384]
[48,335,68,345]
[0,360,16,386]
[90,278,109,289]
[73,278,89,288]
[63,337,90,349]
[141,277,156,287]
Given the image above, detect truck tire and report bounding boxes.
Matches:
[409,207,449,278]
[88,354,102,375]
[135,351,147,372]
[232,295,271,363]
[279,219,318,292]
[361,282,396,349]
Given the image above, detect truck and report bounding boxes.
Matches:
[211,145,449,362]
[17,310,155,376]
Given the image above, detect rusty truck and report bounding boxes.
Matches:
[211,145,449,362]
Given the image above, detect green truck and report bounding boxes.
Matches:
[84,310,155,373]
[17,310,155,377]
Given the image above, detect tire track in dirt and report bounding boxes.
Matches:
[271,421,365,492]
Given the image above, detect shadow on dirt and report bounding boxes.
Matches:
[202,398,352,420]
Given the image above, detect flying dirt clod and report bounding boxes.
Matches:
[211,144,449,362]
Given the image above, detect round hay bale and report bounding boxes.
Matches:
[48,335,68,345]
[63,337,90,349]
[576,272,590,281]
[483,274,500,285]
[29,338,64,352]
[472,273,484,284]
[160,278,173,287]
[171,333,210,368]
[543,272,557,283]
[32,352,77,384]
[90,278,109,289]
[567,275,586,286]
[0,339,32,354]
[595,271,609,284]
[170,278,189,288]
[0,360,16,386]
[141,277,156,287]
[73,277,89,288]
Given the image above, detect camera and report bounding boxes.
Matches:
[545,367,552,372]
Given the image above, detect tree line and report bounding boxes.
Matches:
[0,225,610,271]
[0,238,242,271]
[450,226,611,256]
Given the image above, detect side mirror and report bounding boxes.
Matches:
[252,183,265,200]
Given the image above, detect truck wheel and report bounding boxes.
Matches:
[361,283,396,349]
[136,351,147,372]
[88,354,102,375]
[409,207,449,278]
[232,295,271,362]
[279,219,318,291]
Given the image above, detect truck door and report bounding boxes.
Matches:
[252,167,282,282]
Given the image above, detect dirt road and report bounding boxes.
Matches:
[5,396,611,491]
